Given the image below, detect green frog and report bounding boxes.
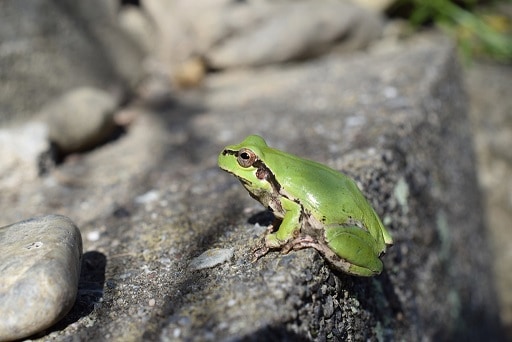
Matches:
[218,135,392,276]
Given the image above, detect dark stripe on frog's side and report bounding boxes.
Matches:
[253,159,282,194]
[252,159,296,219]
[223,148,302,220]
[252,159,313,230]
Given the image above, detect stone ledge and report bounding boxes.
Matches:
[6,34,503,341]
[144,34,501,340]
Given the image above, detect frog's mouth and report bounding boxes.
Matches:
[238,178,252,187]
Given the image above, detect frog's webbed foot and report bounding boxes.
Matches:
[251,223,289,262]
[251,226,273,262]
[251,237,296,262]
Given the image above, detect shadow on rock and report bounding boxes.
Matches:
[238,325,311,342]
[50,251,107,332]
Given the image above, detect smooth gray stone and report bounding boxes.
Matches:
[0,215,82,341]
[40,87,118,154]
[206,2,382,68]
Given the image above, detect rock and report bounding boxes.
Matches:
[0,215,82,341]
[0,122,49,189]
[40,87,118,154]
[118,5,156,55]
[142,0,382,81]
[0,0,144,125]
[205,2,383,68]
[172,57,207,89]
[189,248,235,270]
[353,0,396,12]
[158,35,502,340]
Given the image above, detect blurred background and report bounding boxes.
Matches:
[0,0,511,338]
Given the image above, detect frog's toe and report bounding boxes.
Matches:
[251,244,270,262]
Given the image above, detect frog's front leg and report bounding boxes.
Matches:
[265,196,302,248]
[252,197,302,261]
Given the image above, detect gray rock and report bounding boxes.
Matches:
[189,248,235,270]
[0,34,505,340]
[0,215,82,341]
[352,0,395,12]
[206,2,383,68]
[118,5,156,56]
[142,0,382,77]
[0,0,144,125]
[40,87,118,154]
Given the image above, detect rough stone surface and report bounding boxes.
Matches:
[39,87,118,154]
[0,0,144,125]
[0,34,505,341]
[0,215,82,341]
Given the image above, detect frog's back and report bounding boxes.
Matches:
[265,147,390,248]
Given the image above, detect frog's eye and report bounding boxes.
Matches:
[237,148,257,168]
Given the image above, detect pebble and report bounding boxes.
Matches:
[0,215,83,341]
[40,87,119,154]
[188,248,234,270]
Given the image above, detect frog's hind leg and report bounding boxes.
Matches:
[325,225,383,276]
[283,236,356,274]
[287,226,383,276]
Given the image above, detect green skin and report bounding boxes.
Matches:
[218,135,393,276]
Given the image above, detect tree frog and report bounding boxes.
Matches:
[218,135,393,277]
